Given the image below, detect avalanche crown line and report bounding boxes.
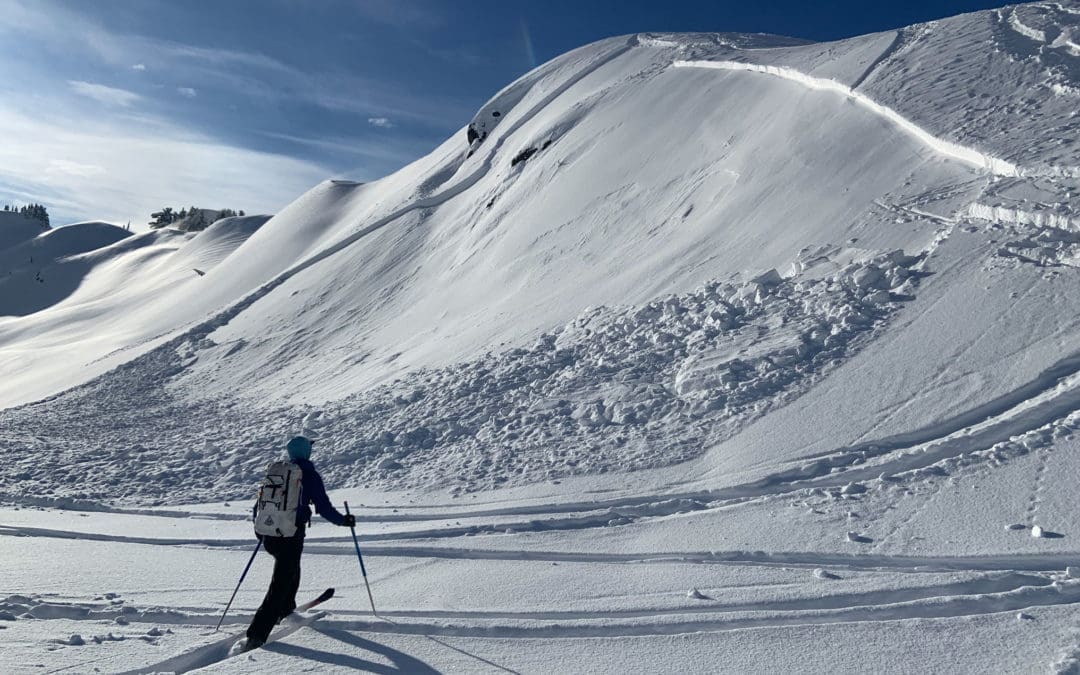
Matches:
[672,59,1025,178]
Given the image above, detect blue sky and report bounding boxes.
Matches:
[0,0,1006,227]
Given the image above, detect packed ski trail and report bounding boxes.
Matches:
[3,4,1080,673]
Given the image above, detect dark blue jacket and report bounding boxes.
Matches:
[292,457,347,528]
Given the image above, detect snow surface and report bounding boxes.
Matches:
[2,3,1080,673]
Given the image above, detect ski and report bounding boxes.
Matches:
[229,587,335,655]
[122,588,335,674]
[294,586,335,614]
[228,609,328,656]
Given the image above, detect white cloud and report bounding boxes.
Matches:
[132,63,146,71]
[45,159,105,177]
[367,117,394,128]
[178,87,197,98]
[68,80,142,107]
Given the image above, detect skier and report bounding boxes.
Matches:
[244,435,354,649]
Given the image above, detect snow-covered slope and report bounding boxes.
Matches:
[2,4,1080,673]
[0,210,48,252]
[0,215,269,403]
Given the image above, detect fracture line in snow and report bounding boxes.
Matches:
[965,202,1080,232]
[1008,8,1048,43]
[672,59,1024,177]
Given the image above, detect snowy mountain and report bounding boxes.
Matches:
[0,209,50,250]
[3,3,1080,673]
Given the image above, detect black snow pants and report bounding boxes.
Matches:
[246,528,304,644]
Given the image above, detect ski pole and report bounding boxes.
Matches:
[344,502,377,614]
[216,538,262,631]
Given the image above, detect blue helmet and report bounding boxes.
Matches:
[286,435,313,461]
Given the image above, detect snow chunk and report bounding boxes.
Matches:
[841,482,867,495]
[1032,525,1045,538]
[377,458,402,471]
[63,634,85,646]
[92,632,124,644]
[687,588,710,600]
[814,568,840,580]
[30,603,89,620]
[851,266,885,290]
[751,269,783,286]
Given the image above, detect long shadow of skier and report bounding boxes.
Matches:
[370,619,521,674]
[265,626,439,673]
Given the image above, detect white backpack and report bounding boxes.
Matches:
[253,461,303,537]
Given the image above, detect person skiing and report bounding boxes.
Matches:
[244,435,354,649]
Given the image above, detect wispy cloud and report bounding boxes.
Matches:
[132,63,146,71]
[0,103,332,228]
[177,87,197,98]
[45,159,105,178]
[68,80,142,107]
[367,117,393,128]
[258,130,427,166]
[4,1,468,129]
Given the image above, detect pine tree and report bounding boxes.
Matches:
[149,207,175,228]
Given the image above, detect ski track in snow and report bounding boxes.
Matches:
[308,579,1080,638]
[3,521,1079,574]
[7,575,1079,644]
[868,480,945,554]
[103,582,1080,640]
[1025,446,1053,527]
[849,29,905,90]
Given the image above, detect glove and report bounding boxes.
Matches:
[342,514,356,528]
